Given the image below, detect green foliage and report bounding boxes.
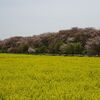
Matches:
[35,46,48,53]
[48,40,63,54]
[60,42,83,55]
[74,42,84,54]
[18,43,29,53]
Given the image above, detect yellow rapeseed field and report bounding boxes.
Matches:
[0,54,100,100]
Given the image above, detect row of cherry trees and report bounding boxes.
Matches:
[0,27,100,56]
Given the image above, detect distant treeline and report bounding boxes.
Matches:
[0,27,100,56]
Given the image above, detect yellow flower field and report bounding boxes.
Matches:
[0,54,100,100]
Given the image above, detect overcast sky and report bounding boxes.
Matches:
[0,0,100,39]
